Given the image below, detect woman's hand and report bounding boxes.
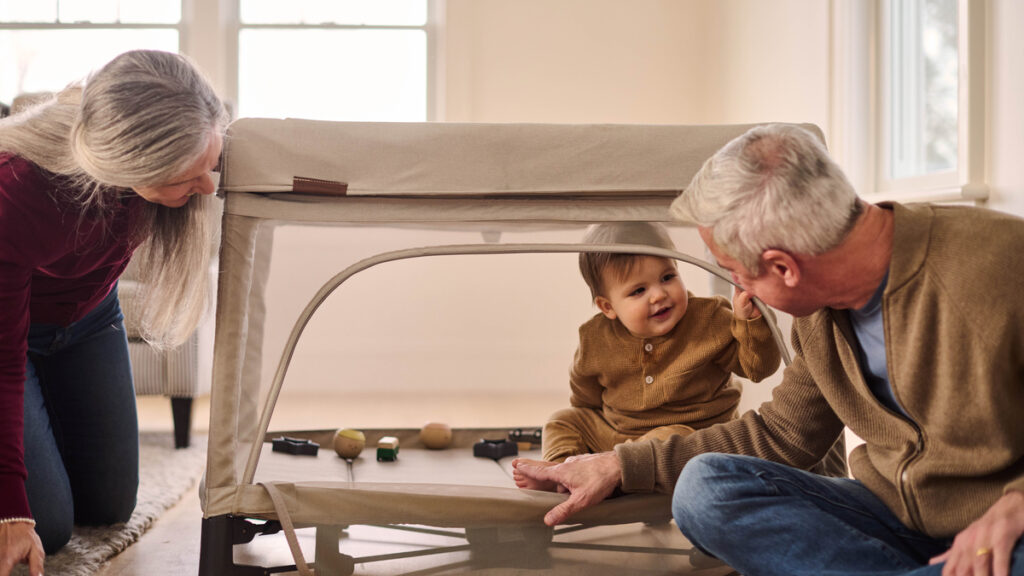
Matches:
[0,521,44,576]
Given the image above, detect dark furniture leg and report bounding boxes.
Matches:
[171,397,193,449]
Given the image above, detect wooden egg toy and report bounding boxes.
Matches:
[419,422,453,450]
[333,428,366,459]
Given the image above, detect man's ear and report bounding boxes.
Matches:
[761,249,801,287]
[595,296,617,320]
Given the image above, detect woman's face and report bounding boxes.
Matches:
[132,131,223,208]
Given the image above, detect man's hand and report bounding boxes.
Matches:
[0,521,44,576]
[929,490,1024,576]
[732,286,760,320]
[512,451,623,526]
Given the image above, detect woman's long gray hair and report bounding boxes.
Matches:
[0,50,229,348]
[671,124,860,275]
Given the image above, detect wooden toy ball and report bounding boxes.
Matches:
[419,422,453,450]
[333,428,366,459]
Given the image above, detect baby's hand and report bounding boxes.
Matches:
[732,286,761,320]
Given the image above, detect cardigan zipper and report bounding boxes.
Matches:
[896,423,925,531]
[873,299,926,533]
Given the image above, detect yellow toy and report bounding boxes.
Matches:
[333,428,366,459]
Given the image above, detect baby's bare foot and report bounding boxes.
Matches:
[512,458,560,492]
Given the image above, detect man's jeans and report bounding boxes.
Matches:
[673,453,1024,576]
[24,287,138,554]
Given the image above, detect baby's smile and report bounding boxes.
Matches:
[650,305,673,319]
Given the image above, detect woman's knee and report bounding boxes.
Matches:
[25,462,74,554]
[36,515,73,555]
[76,472,138,525]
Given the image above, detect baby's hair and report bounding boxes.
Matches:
[579,222,677,299]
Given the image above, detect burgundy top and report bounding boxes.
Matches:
[0,153,145,520]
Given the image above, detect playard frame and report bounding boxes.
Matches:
[198,119,822,575]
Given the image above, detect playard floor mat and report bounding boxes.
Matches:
[222,427,739,576]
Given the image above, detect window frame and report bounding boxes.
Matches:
[829,0,986,203]
[0,0,444,122]
[183,0,444,122]
[0,10,182,104]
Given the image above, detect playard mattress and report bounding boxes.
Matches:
[201,118,822,574]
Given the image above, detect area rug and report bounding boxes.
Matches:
[13,432,207,576]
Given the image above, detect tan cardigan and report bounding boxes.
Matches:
[571,295,781,434]
[616,202,1024,538]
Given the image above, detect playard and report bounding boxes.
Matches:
[198,119,812,575]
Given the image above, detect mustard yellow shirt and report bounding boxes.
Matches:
[571,294,782,435]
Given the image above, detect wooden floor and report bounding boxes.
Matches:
[97,392,736,576]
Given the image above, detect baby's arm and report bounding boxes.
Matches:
[568,345,604,409]
[731,286,761,320]
[722,293,782,382]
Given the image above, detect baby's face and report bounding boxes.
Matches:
[596,256,688,339]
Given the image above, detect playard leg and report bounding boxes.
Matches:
[198,515,294,576]
[314,525,355,576]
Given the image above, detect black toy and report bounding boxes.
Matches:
[508,428,542,444]
[271,436,320,456]
[473,438,519,460]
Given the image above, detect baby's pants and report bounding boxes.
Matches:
[541,406,697,462]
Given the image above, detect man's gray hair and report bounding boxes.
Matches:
[671,124,860,274]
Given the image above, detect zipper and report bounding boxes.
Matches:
[896,422,925,531]
[834,307,926,531]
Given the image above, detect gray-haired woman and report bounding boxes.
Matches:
[0,49,228,575]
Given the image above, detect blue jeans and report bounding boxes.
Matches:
[672,453,1024,576]
[23,287,138,554]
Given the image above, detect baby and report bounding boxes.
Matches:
[515,222,781,489]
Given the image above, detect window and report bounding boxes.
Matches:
[0,0,179,105]
[830,0,986,202]
[235,0,429,122]
[881,0,958,183]
[1,0,438,123]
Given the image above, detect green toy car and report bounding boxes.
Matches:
[376,436,400,462]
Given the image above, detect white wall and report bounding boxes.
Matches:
[984,0,1024,217]
[259,0,1022,426]
[443,0,713,123]
[442,0,829,128]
